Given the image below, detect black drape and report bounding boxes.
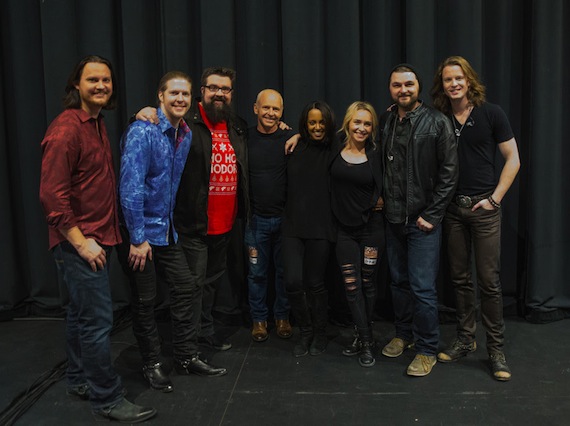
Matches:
[1,0,568,322]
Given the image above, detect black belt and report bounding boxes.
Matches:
[454,193,491,208]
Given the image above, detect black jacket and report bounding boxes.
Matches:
[174,98,249,235]
[381,102,457,226]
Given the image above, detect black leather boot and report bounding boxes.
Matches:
[342,325,361,357]
[175,354,227,377]
[309,290,329,356]
[143,362,173,392]
[288,290,313,357]
[293,327,313,357]
[358,328,375,368]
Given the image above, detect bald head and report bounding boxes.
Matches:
[254,89,284,134]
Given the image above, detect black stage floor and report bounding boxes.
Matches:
[1,317,569,425]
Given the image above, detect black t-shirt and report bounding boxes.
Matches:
[248,126,295,216]
[330,154,374,227]
[453,102,514,195]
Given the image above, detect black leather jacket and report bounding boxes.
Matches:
[381,102,457,226]
[174,98,249,235]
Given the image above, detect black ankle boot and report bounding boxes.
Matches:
[143,362,173,392]
[359,341,375,367]
[310,333,327,356]
[293,327,313,357]
[175,355,227,377]
[358,329,375,368]
[342,325,361,357]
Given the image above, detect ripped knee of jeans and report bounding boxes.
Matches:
[364,246,378,266]
[340,264,357,292]
[248,246,258,265]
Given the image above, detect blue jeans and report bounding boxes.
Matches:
[386,222,441,356]
[244,214,289,322]
[53,242,123,410]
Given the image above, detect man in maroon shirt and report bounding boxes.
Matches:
[39,55,156,423]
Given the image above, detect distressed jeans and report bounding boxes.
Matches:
[244,214,289,322]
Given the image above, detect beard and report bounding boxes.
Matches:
[396,94,419,111]
[202,99,232,124]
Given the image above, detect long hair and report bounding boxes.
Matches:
[339,101,378,149]
[431,56,486,114]
[63,55,117,110]
[298,100,336,145]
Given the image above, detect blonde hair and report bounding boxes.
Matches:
[340,101,378,146]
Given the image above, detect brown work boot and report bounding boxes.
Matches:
[489,352,512,382]
[407,354,436,377]
[381,337,414,358]
[437,339,476,363]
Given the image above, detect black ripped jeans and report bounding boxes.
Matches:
[335,212,385,332]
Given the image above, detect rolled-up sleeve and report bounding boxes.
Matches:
[39,123,80,231]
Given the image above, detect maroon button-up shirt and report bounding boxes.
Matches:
[40,108,121,250]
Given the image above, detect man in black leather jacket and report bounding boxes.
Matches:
[380,64,457,377]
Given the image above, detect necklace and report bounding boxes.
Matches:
[452,106,473,137]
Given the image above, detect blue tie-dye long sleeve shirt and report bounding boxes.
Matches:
[119,108,191,246]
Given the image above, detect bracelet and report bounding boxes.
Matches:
[488,196,501,209]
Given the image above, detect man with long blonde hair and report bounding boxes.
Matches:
[431,56,520,381]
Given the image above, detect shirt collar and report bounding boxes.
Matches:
[157,107,173,134]
[157,107,190,139]
[72,108,102,123]
[404,100,424,119]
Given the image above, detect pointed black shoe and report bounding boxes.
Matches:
[143,362,173,392]
[93,398,157,423]
[175,355,228,377]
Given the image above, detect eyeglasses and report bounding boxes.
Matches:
[203,85,233,94]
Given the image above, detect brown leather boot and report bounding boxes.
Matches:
[275,319,293,339]
[251,321,268,342]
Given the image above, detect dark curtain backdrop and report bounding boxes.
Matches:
[0,0,568,322]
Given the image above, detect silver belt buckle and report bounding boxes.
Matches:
[456,195,472,208]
